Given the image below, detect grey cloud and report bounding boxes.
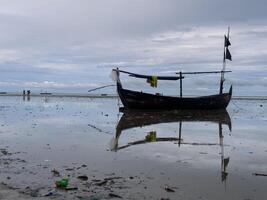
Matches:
[1,0,267,41]
[0,1,266,95]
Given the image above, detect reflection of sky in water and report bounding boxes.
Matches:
[0,96,266,199]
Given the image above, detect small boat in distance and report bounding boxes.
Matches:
[112,28,233,110]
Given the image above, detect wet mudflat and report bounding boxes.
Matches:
[0,96,266,200]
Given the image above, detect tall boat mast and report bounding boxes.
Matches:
[220,27,232,94]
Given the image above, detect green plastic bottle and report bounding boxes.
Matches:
[55,179,69,188]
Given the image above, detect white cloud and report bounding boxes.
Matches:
[0,49,22,62]
[36,63,85,72]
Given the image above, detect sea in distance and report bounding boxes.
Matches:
[0,95,266,200]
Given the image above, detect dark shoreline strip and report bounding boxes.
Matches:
[0,93,267,100]
[253,173,267,177]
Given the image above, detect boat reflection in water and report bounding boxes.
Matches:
[111,108,232,183]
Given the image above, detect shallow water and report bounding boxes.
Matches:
[0,96,266,199]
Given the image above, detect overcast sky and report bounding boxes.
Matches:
[0,0,266,95]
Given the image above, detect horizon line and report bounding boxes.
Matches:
[0,92,266,100]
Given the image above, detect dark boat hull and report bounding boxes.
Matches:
[117,83,232,110]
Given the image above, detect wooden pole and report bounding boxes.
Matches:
[220,27,230,94]
[178,121,182,147]
[180,71,182,97]
[219,63,226,94]
[177,70,231,75]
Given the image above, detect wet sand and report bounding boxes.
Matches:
[0,96,266,199]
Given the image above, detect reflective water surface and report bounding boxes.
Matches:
[0,96,266,199]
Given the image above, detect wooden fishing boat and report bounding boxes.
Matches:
[112,28,233,110]
[116,80,232,110]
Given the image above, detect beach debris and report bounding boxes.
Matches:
[77,175,89,181]
[95,180,108,186]
[30,189,40,197]
[109,193,123,198]
[76,196,92,200]
[41,189,58,197]
[86,194,105,200]
[104,176,122,181]
[65,167,75,171]
[55,179,69,189]
[51,169,60,177]
[55,179,77,191]
[92,176,122,187]
[76,164,87,169]
[164,185,175,192]
[77,193,110,200]
[43,192,54,197]
[65,187,78,191]
[87,123,111,134]
[252,173,267,177]
[42,191,54,197]
[0,148,11,156]
[92,179,101,182]
[20,187,41,197]
[146,131,157,142]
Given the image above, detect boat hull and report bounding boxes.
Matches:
[117,83,232,110]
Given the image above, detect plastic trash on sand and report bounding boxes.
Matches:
[146,131,157,142]
[55,179,69,189]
